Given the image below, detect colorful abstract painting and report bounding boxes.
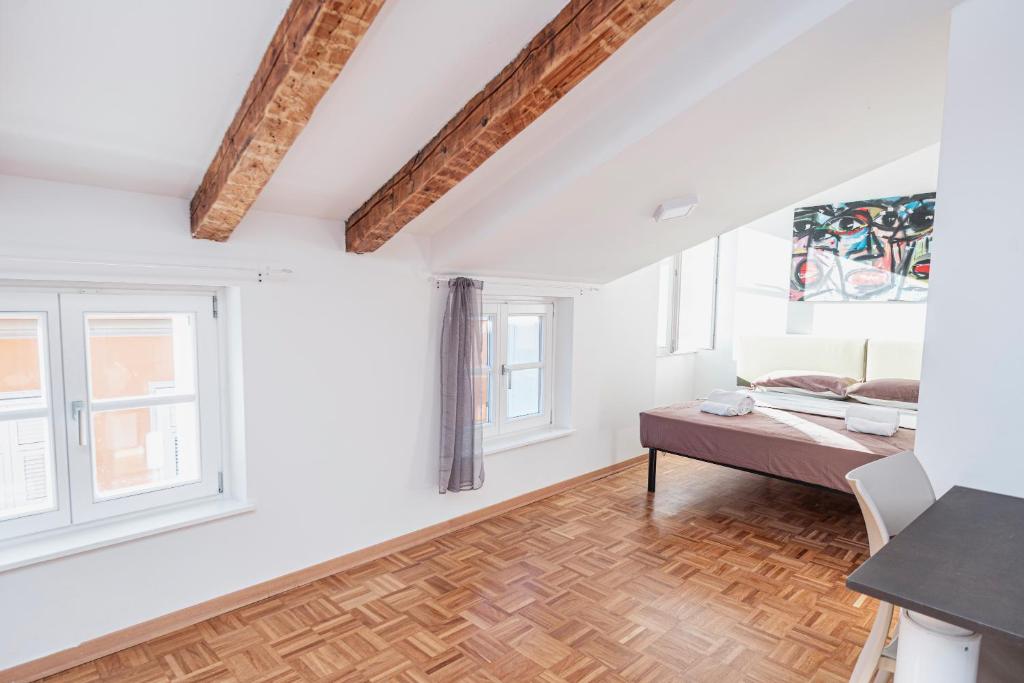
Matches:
[790,193,935,302]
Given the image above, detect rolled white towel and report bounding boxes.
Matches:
[700,401,738,416]
[846,404,900,437]
[700,389,754,416]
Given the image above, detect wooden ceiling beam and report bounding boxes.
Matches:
[191,0,384,241]
[345,0,674,253]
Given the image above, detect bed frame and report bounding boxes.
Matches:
[645,334,923,494]
[646,447,837,493]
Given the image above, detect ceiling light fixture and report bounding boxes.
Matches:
[653,195,699,222]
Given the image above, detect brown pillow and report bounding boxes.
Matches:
[751,371,858,399]
[847,378,920,409]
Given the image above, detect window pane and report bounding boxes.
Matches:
[656,257,673,349]
[478,317,493,368]
[0,314,56,520]
[508,315,542,364]
[507,368,541,418]
[474,373,491,424]
[0,417,55,520]
[676,237,718,352]
[0,316,45,410]
[475,316,493,425]
[86,314,196,400]
[91,402,200,498]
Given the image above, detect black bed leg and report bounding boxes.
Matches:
[647,448,657,492]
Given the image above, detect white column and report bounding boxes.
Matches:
[915,0,1024,497]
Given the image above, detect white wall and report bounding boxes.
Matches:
[672,145,940,395]
[0,176,658,668]
[741,144,938,340]
[599,266,660,455]
[654,353,695,406]
[915,0,1024,497]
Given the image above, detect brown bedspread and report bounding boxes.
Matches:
[640,401,916,492]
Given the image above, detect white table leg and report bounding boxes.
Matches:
[895,610,981,683]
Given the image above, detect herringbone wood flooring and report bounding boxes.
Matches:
[41,455,878,682]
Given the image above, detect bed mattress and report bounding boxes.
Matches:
[640,400,916,492]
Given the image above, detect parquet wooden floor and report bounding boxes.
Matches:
[41,455,878,683]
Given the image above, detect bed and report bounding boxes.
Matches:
[641,336,922,493]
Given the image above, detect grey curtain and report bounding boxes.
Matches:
[439,277,485,493]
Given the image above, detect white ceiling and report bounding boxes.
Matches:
[420,0,955,282]
[0,0,565,204]
[0,0,291,197]
[254,0,566,218]
[0,0,954,285]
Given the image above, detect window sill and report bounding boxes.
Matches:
[657,349,698,358]
[484,427,576,456]
[0,497,255,573]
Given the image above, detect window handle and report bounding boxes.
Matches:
[501,364,511,390]
[71,400,89,447]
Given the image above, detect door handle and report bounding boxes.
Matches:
[71,400,89,447]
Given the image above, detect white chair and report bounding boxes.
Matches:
[846,451,981,683]
[847,451,935,683]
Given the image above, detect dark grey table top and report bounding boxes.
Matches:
[847,486,1024,641]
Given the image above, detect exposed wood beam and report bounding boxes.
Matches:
[191,0,384,241]
[345,0,674,253]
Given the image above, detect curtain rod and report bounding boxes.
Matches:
[431,275,600,293]
[0,254,294,283]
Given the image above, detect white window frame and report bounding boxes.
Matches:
[656,257,680,356]
[480,300,555,438]
[657,236,720,355]
[476,310,497,428]
[60,293,223,523]
[0,295,71,540]
[0,288,226,542]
